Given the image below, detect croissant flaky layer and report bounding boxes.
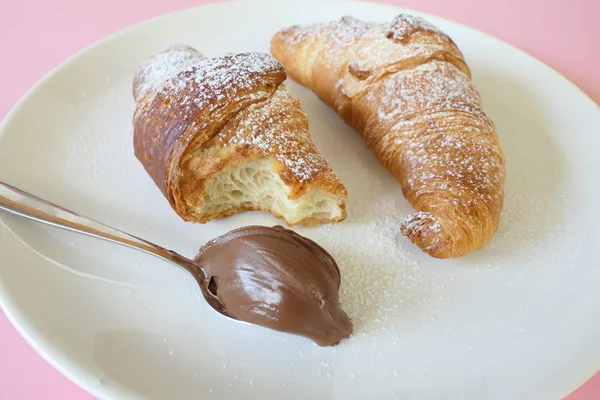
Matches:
[271,15,506,258]
[132,46,347,225]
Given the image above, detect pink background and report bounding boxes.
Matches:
[1,0,598,398]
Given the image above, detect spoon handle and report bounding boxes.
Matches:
[0,181,185,266]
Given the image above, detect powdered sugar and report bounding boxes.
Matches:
[226,87,329,182]
[402,211,441,234]
[165,53,282,109]
[134,45,205,100]
[325,16,375,50]
[135,47,282,110]
[284,16,373,49]
[158,53,282,120]
[402,126,504,205]
[280,13,467,104]
[363,60,504,209]
[386,14,442,41]
[375,61,483,121]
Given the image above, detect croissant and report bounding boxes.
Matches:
[271,15,506,258]
[132,45,347,226]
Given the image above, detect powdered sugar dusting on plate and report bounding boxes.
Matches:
[312,170,428,334]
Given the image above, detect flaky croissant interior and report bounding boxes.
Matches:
[192,156,344,224]
[132,46,347,226]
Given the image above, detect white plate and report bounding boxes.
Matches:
[1,1,599,399]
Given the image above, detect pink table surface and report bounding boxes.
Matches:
[1,0,599,398]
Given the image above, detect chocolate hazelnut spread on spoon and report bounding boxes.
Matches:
[195,225,353,346]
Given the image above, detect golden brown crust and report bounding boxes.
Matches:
[271,15,506,258]
[132,46,346,225]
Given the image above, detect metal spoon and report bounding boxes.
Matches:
[0,180,234,321]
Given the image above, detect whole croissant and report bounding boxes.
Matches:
[132,45,347,226]
[271,15,506,258]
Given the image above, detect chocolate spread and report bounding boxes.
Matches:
[194,225,352,346]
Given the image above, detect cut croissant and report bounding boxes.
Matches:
[271,15,506,258]
[132,45,347,225]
